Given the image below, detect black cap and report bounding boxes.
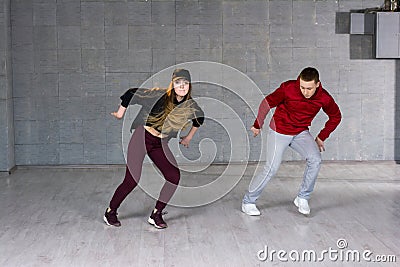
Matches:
[172,68,191,83]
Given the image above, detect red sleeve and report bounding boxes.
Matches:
[318,95,342,141]
[253,83,286,129]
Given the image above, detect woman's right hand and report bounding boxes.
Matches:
[110,105,127,119]
[111,111,123,119]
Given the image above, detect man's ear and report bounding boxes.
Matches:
[316,81,320,87]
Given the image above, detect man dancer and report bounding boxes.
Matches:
[242,67,341,216]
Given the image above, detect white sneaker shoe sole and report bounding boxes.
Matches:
[241,203,261,216]
[294,197,310,215]
[103,215,111,226]
[148,217,167,229]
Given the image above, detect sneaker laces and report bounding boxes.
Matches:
[153,210,168,215]
[107,209,118,216]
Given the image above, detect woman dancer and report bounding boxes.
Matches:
[104,69,204,229]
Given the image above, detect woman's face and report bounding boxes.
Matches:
[173,78,190,98]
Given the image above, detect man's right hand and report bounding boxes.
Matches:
[250,126,260,137]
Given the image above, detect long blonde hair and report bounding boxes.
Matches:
[146,81,197,134]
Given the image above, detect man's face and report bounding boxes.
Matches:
[299,78,319,99]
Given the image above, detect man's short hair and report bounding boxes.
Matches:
[299,67,319,83]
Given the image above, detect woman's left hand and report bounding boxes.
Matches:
[180,136,191,148]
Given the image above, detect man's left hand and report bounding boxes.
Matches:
[315,136,325,152]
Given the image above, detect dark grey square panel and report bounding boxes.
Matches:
[335,12,350,34]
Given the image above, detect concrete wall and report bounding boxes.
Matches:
[396,61,400,163]
[5,0,399,167]
[0,0,14,172]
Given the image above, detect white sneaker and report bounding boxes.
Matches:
[294,196,310,215]
[241,203,261,216]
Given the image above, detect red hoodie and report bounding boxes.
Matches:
[253,78,341,141]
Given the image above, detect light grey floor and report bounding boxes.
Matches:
[1,162,399,267]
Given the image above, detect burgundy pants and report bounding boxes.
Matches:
[109,126,180,212]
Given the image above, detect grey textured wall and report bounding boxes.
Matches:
[0,0,14,172]
[4,0,399,168]
[396,61,400,163]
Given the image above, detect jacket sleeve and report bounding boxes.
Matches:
[318,96,342,141]
[191,100,205,128]
[120,88,139,108]
[253,83,286,129]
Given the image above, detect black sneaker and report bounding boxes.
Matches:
[103,208,121,227]
[148,210,168,229]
